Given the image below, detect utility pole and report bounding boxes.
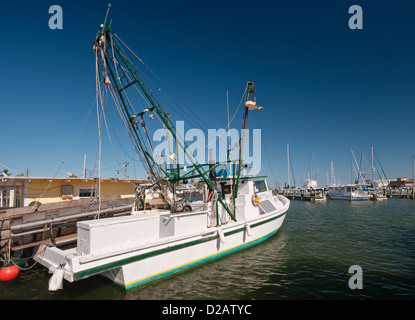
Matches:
[83,154,87,178]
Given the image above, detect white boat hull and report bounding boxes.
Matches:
[327,195,371,201]
[35,194,290,290]
[104,208,287,289]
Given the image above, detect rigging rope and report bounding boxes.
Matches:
[112,33,244,155]
[256,112,280,188]
[31,97,97,210]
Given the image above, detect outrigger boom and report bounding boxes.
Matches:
[93,7,263,223]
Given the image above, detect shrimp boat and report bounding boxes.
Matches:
[35,6,290,291]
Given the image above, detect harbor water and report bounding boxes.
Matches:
[1,198,414,300]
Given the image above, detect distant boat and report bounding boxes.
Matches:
[303,152,318,190]
[303,178,318,189]
[327,184,372,201]
[302,152,326,201]
[326,148,373,201]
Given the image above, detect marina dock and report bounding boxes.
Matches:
[386,187,415,199]
[0,195,135,253]
[276,187,414,201]
[277,188,327,202]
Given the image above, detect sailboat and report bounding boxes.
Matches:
[35,6,290,291]
[302,152,318,189]
[300,152,326,202]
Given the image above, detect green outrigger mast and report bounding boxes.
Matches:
[93,5,260,224]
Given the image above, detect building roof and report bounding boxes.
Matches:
[0,176,151,183]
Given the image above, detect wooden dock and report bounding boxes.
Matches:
[278,188,327,202]
[384,187,414,199]
[0,195,135,254]
[276,187,414,202]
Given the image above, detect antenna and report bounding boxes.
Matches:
[95,3,112,41]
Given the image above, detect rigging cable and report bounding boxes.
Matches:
[112,33,242,154]
[256,112,280,188]
[31,97,97,211]
[103,45,160,178]
[95,47,150,176]
[374,149,388,181]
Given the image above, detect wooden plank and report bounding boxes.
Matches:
[10,204,133,231]
[0,219,10,230]
[5,194,129,219]
[1,229,10,240]
[11,234,78,251]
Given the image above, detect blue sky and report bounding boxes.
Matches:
[1,0,415,188]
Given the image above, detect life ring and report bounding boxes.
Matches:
[252,193,260,206]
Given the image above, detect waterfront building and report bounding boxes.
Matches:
[389,177,414,188]
[0,176,149,208]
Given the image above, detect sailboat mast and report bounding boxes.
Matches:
[370,146,375,184]
[287,143,290,187]
[310,152,313,181]
[351,148,353,184]
[360,153,364,184]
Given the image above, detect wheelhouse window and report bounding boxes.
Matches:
[253,180,267,193]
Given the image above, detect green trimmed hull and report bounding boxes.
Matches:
[99,208,288,290]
